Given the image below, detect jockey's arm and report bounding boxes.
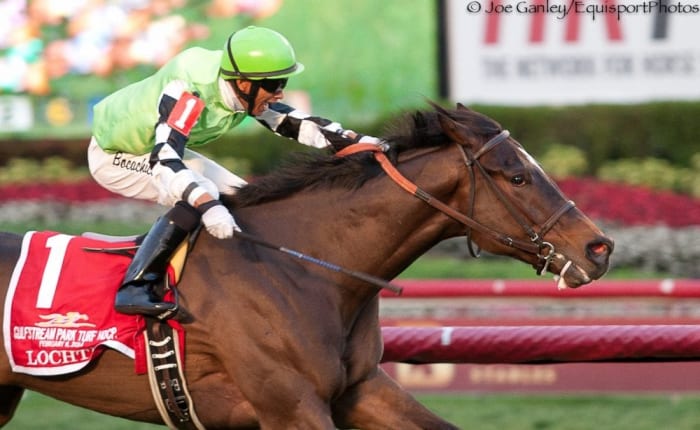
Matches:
[255,102,383,151]
[150,80,215,208]
[151,80,238,238]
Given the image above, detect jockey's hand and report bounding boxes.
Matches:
[357,135,390,152]
[343,130,382,145]
[200,201,240,239]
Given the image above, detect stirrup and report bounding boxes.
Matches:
[115,284,178,320]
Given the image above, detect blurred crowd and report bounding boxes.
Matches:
[0,0,283,95]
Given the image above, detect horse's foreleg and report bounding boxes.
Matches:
[333,367,460,430]
[0,385,24,427]
[237,367,337,430]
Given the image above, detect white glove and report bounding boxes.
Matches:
[357,135,381,144]
[358,135,389,152]
[201,203,240,239]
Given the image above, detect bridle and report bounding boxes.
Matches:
[336,130,576,275]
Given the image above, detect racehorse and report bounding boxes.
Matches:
[0,103,613,429]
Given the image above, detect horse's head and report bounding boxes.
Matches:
[431,102,613,288]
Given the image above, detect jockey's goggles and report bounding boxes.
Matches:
[259,78,288,93]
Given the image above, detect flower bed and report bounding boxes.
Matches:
[557,178,700,227]
[1,177,698,227]
[1,178,699,276]
[0,179,116,202]
[0,179,161,225]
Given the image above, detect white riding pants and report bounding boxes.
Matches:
[87,137,248,207]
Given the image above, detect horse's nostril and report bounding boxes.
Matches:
[587,237,614,261]
[590,242,609,256]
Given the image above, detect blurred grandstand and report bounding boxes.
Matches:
[0,0,437,138]
[0,0,282,95]
[0,0,287,138]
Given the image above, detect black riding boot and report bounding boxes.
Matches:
[115,202,201,317]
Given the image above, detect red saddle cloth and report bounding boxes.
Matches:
[2,231,173,376]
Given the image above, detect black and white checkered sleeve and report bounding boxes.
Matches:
[255,102,356,150]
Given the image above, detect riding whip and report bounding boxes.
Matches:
[233,231,403,294]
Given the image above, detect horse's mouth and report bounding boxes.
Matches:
[547,253,592,290]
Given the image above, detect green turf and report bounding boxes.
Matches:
[0,221,151,237]
[8,391,700,430]
[418,393,700,430]
[399,255,670,280]
[6,392,160,430]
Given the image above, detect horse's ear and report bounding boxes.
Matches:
[428,99,479,147]
[436,111,478,148]
[456,102,472,112]
[412,110,426,129]
[426,99,450,116]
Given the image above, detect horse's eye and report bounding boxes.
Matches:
[510,174,526,186]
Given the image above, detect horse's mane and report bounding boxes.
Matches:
[224,103,502,209]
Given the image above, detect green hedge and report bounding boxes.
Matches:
[472,101,700,173]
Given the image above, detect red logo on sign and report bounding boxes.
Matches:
[166,92,205,136]
[484,0,623,45]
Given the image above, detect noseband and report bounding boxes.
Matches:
[336,131,575,275]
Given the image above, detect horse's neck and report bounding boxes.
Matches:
[240,149,462,280]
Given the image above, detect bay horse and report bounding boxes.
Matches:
[0,103,612,429]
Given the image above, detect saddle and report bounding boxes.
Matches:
[82,230,191,301]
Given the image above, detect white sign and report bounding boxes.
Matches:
[442,0,700,105]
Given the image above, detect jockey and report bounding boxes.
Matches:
[88,26,380,318]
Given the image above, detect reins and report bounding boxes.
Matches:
[233,230,404,294]
[336,131,575,275]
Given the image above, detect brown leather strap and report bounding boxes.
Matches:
[337,141,542,255]
[372,150,542,253]
[540,200,576,237]
[336,133,573,260]
[335,143,382,157]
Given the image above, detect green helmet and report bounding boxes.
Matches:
[220,26,304,80]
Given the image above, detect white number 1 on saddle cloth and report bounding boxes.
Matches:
[2,231,139,376]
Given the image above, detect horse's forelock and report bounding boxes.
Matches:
[447,106,502,137]
[383,110,446,152]
[385,104,502,149]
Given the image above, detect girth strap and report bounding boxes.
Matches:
[144,318,205,430]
